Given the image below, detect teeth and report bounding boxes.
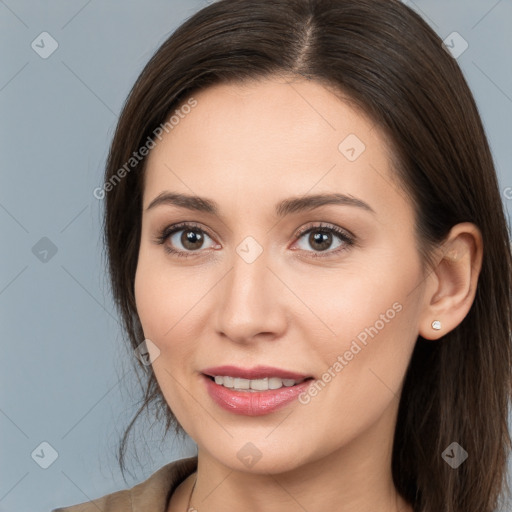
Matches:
[212,375,305,391]
[234,377,250,389]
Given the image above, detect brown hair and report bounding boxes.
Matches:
[102,0,512,510]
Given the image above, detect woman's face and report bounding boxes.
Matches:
[135,77,427,473]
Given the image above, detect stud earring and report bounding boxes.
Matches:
[431,320,441,330]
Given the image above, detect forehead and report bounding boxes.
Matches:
[142,77,410,225]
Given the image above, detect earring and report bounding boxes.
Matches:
[431,320,441,330]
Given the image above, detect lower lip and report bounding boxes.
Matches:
[203,374,314,416]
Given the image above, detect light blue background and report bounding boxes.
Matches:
[1,1,511,511]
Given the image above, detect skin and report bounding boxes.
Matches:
[134,76,483,512]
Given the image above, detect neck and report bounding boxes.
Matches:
[187,404,413,512]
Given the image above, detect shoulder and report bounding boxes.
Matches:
[51,456,198,512]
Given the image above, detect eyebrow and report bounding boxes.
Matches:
[145,191,376,216]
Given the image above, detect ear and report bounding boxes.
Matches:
[418,222,483,340]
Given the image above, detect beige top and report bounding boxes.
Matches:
[51,456,198,512]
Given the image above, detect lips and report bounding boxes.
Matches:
[200,365,316,415]
[201,365,313,380]
[203,374,314,416]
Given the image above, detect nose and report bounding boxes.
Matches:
[213,246,288,344]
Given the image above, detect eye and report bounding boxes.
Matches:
[154,222,218,258]
[293,222,354,257]
[154,221,355,259]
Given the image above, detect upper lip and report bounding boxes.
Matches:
[201,365,313,380]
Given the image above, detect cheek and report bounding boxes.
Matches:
[134,249,180,343]
[296,258,415,336]
[295,249,421,373]
[134,248,210,357]
[310,271,420,408]
[134,255,197,410]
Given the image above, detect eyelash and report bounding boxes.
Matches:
[153,221,355,259]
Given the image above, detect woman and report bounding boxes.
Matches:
[53,0,512,511]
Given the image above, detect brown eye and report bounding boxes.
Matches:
[307,231,334,252]
[154,222,218,258]
[294,223,354,257]
[179,229,206,250]
[168,227,214,252]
